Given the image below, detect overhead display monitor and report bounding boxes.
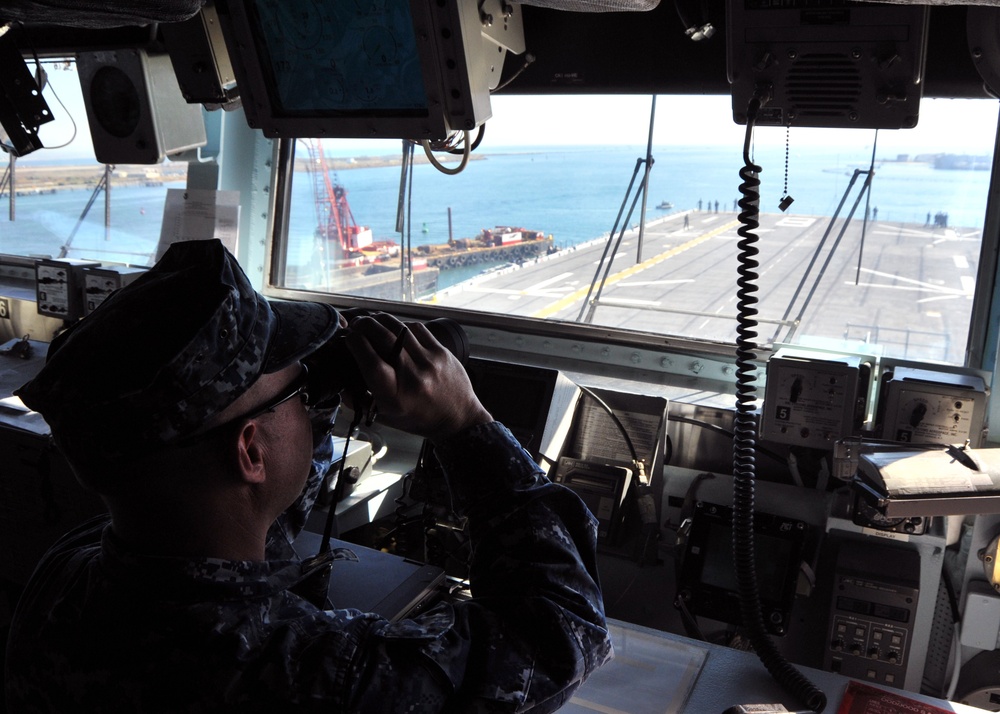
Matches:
[216,0,524,140]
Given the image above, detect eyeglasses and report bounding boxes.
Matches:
[176,365,311,447]
[234,364,311,423]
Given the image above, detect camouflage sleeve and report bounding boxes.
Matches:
[265,405,339,558]
[347,421,613,712]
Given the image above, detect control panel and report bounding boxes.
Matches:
[877,367,987,447]
[760,349,870,449]
[35,258,100,319]
[82,265,146,315]
[824,541,919,686]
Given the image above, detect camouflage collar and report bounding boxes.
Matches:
[99,524,358,602]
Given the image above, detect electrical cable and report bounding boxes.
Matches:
[492,52,535,93]
[412,440,474,573]
[18,28,79,151]
[733,89,827,713]
[421,131,471,175]
[35,62,78,150]
[319,408,365,549]
[669,414,790,472]
[287,408,365,610]
[449,125,484,155]
[672,471,713,595]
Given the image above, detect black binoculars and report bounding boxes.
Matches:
[304,312,469,407]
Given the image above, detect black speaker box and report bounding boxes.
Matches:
[76,49,206,164]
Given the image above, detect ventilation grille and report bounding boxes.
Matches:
[784,53,863,118]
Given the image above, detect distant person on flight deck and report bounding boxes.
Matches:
[5,239,612,713]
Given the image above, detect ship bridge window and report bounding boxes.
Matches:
[271,94,999,368]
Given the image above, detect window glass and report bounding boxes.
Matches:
[0,59,187,267]
[278,95,997,366]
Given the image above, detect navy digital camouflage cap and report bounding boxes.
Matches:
[15,239,340,465]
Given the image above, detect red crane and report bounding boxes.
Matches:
[303,139,373,254]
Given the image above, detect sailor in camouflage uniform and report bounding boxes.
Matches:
[5,239,612,712]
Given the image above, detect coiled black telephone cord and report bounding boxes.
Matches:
[733,92,827,713]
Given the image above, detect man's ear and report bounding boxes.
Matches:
[234,421,267,485]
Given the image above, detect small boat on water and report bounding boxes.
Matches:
[656,201,673,210]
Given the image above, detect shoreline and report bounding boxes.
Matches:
[3,153,485,195]
[3,164,188,195]
[4,147,986,193]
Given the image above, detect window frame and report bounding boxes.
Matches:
[260,104,1000,422]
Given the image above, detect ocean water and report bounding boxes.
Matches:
[0,181,186,264]
[2,144,992,282]
[284,143,993,275]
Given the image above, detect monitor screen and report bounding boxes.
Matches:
[249,0,429,118]
[217,0,522,140]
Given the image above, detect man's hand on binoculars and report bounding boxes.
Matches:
[344,313,492,442]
